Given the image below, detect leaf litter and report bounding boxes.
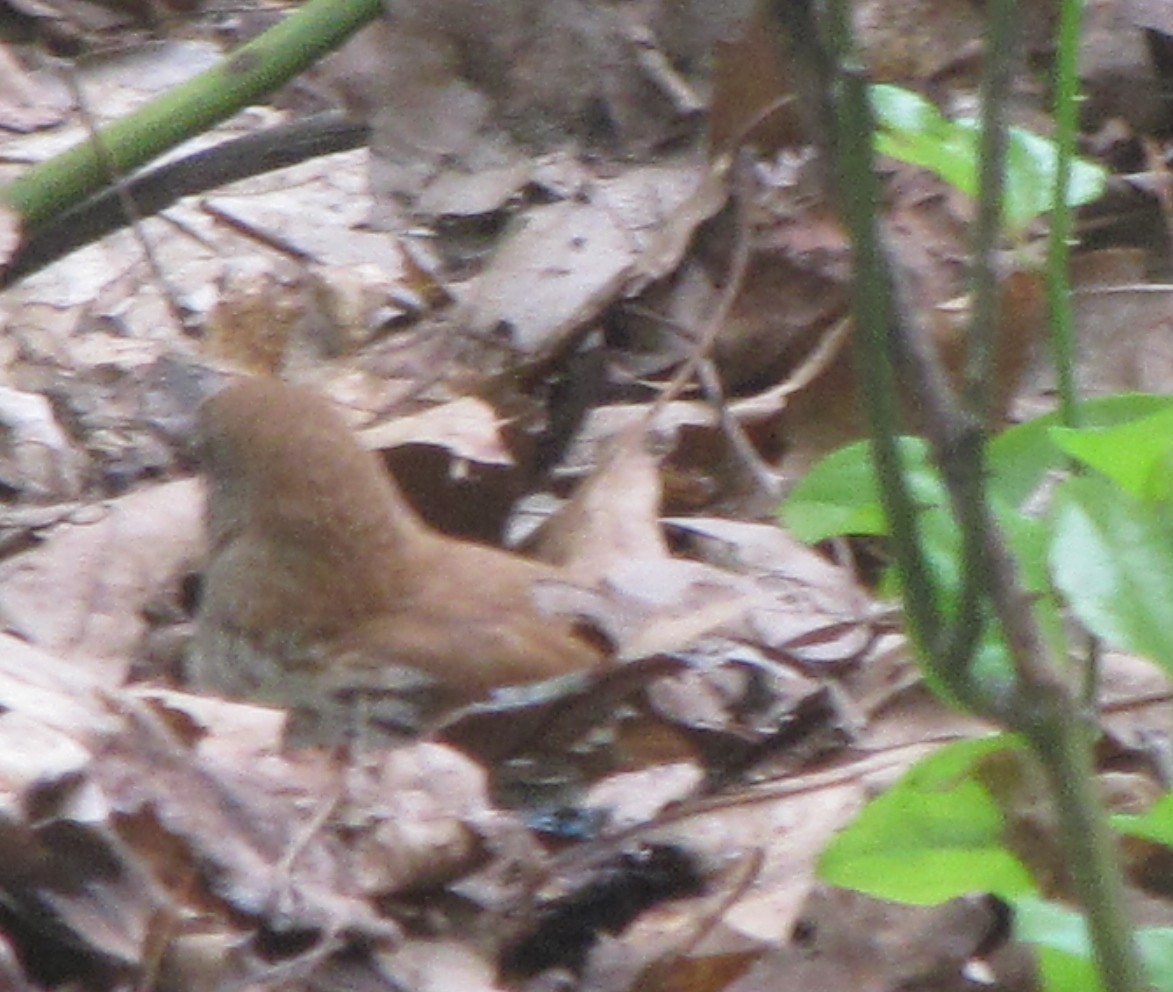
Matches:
[2,0,1173,990]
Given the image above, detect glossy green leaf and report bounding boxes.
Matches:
[1050,475,1173,673]
[871,84,976,195]
[1013,898,1101,992]
[779,437,939,542]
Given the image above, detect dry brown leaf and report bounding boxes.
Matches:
[461,162,701,359]
[361,396,514,468]
[0,44,68,134]
[461,197,636,356]
[708,0,804,157]
[349,742,507,895]
[0,478,202,671]
[742,887,998,992]
[1020,250,1173,397]
[382,939,505,992]
[631,159,732,290]
[533,431,668,580]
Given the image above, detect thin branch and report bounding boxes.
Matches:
[766,0,946,673]
[1,0,380,231]
[789,0,1147,986]
[965,0,1019,420]
[1047,0,1085,429]
[57,58,190,334]
[2,112,367,288]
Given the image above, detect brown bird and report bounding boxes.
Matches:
[190,376,606,745]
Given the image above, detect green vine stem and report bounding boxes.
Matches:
[766,1,1148,989]
[1,0,381,232]
[1047,0,1086,429]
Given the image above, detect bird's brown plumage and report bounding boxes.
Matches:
[190,376,605,743]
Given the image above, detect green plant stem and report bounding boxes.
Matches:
[1,0,381,232]
[839,100,940,655]
[1037,16,1137,977]
[966,0,1018,420]
[1029,706,1148,992]
[785,2,1146,988]
[940,0,1019,695]
[1047,0,1085,429]
[774,0,944,660]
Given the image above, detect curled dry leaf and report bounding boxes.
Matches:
[348,742,510,896]
[361,396,514,468]
[461,196,637,356]
[0,633,551,991]
[0,636,164,982]
[532,430,668,580]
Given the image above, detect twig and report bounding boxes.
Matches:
[2,112,367,287]
[54,57,191,335]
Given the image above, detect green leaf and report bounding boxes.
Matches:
[1138,929,1173,992]
[779,437,939,542]
[780,436,1048,700]
[1050,406,1173,501]
[818,737,1036,904]
[1013,898,1102,992]
[869,84,1106,235]
[988,393,1173,508]
[871,85,977,195]
[957,118,1107,234]
[1014,897,1173,992]
[781,395,1173,544]
[1050,475,1173,673]
[1112,790,1173,846]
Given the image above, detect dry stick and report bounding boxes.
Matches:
[628,90,805,431]
[548,737,958,878]
[645,154,770,506]
[641,152,753,422]
[579,151,756,496]
[695,357,780,507]
[200,199,317,262]
[56,59,191,336]
[726,313,851,422]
